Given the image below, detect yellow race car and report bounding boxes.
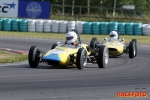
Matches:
[95,37,137,58]
[28,30,109,70]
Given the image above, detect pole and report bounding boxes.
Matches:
[72,0,74,16]
[100,0,103,16]
[113,0,116,16]
[62,0,64,16]
[87,0,90,15]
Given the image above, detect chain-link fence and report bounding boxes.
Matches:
[50,4,150,23]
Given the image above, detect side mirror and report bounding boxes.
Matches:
[104,37,108,41]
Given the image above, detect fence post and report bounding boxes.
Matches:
[106,8,108,17]
[134,9,136,17]
[80,7,81,17]
[62,0,64,16]
[51,5,52,17]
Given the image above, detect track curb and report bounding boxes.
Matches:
[0,47,28,55]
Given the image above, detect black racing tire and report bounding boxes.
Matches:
[97,45,109,68]
[129,41,136,58]
[28,46,40,68]
[132,39,137,57]
[51,43,58,50]
[76,48,87,70]
[90,37,99,49]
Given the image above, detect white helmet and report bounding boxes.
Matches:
[110,31,118,39]
[66,31,77,44]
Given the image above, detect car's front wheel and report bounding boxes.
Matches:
[90,37,99,49]
[97,45,109,68]
[76,48,87,70]
[132,39,137,57]
[129,41,136,58]
[28,46,40,68]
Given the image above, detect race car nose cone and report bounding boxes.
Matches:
[42,54,61,62]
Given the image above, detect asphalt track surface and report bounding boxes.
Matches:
[0,37,150,100]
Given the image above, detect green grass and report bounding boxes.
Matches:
[0,50,28,64]
[51,13,150,24]
[0,31,150,45]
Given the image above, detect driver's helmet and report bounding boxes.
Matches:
[66,31,77,44]
[110,31,118,39]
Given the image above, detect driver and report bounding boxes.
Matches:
[66,31,78,46]
[109,30,119,40]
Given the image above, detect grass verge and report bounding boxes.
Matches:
[0,50,27,64]
[0,31,150,45]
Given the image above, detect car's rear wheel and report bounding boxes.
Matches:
[51,43,58,49]
[76,48,87,69]
[28,46,40,68]
[129,41,136,58]
[132,39,137,57]
[97,45,109,68]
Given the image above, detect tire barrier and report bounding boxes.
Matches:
[0,18,150,35]
[76,21,84,34]
[133,23,142,35]
[100,22,109,35]
[35,19,43,32]
[142,24,150,35]
[125,22,134,35]
[51,20,59,33]
[3,18,11,31]
[59,20,67,33]
[67,21,76,32]
[11,18,19,31]
[92,22,100,34]
[28,19,36,32]
[43,20,51,33]
[118,22,125,35]
[19,19,28,32]
[0,19,3,30]
[109,22,118,33]
[83,22,92,34]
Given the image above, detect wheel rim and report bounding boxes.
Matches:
[35,50,40,64]
[133,42,136,56]
[82,51,87,67]
[105,49,108,64]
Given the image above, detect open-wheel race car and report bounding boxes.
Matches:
[97,30,137,58]
[28,30,109,70]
